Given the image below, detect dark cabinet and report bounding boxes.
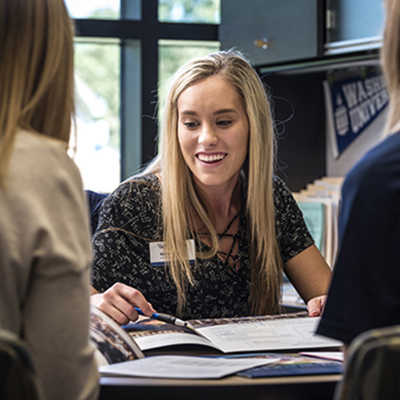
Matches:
[219,0,323,66]
[326,0,384,45]
[220,0,384,65]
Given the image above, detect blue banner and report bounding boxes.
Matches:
[329,71,389,154]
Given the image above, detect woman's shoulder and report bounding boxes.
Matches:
[104,173,161,211]
[113,174,160,196]
[5,130,91,254]
[344,131,400,198]
[272,174,286,189]
[11,129,82,190]
[272,174,293,199]
[96,173,162,237]
[356,132,400,173]
[128,173,161,188]
[15,129,70,164]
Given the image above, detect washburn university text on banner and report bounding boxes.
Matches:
[329,70,388,156]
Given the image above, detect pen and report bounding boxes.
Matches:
[134,306,188,327]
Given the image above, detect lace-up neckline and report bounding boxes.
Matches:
[198,212,241,273]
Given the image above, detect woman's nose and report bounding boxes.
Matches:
[198,124,218,146]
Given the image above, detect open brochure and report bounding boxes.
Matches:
[122,311,342,354]
[91,307,342,379]
[90,305,144,366]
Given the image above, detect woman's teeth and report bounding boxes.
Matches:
[198,154,225,163]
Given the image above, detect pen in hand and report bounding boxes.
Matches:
[134,306,188,327]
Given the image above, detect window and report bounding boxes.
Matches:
[158,0,220,24]
[69,0,219,193]
[72,39,121,193]
[65,0,120,19]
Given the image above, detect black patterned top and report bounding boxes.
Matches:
[91,174,314,319]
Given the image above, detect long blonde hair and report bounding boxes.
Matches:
[144,50,282,315]
[0,0,75,188]
[382,0,400,135]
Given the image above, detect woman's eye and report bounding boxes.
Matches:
[217,120,232,127]
[183,121,198,128]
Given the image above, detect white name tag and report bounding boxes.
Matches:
[149,240,196,266]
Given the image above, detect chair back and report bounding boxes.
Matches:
[86,190,108,235]
[335,325,400,400]
[0,330,43,400]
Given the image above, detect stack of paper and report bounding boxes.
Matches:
[293,177,343,268]
[99,355,280,379]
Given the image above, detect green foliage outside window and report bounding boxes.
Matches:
[159,0,220,24]
[74,41,120,149]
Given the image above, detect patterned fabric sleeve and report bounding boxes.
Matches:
[273,176,314,263]
[91,176,162,292]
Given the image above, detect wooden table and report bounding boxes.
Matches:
[99,373,341,400]
[99,345,342,400]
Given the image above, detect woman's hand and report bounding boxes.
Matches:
[90,283,155,325]
[306,295,327,317]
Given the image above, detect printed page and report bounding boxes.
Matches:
[191,316,342,353]
[130,331,219,352]
[99,355,280,379]
[123,317,219,352]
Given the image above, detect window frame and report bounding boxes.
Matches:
[73,0,219,180]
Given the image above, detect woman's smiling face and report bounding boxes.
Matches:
[177,75,249,192]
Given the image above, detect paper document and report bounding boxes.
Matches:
[125,314,342,354]
[132,331,214,351]
[195,317,341,353]
[99,355,280,379]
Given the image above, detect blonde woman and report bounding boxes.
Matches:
[317,0,400,359]
[0,0,98,399]
[91,50,331,324]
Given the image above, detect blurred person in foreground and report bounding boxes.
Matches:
[317,0,400,359]
[0,0,99,398]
